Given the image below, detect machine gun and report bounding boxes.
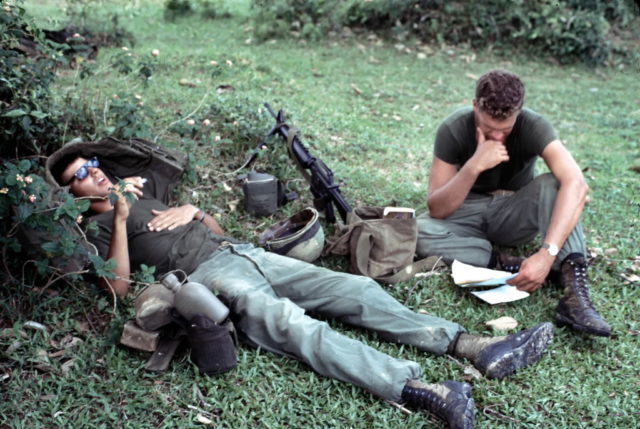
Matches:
[260,103,352,223]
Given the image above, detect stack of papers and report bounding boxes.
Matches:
[451,260,529,304]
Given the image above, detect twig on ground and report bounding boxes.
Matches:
[1,246,18,284]
[482,403,522,423]
[445,354,466,369]
[403,258,445,305]
[384,399,412,415]
[155,90,210,143]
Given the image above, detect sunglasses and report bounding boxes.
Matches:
[68,157,100,184]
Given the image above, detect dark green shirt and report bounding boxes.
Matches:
[88,198,230,277]
[434,107,557,193]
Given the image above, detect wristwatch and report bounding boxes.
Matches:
[542,242,559,256]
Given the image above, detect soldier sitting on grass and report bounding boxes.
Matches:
[49,144,555,429]
[417,69,610,337]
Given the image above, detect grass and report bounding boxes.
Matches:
[1,0,639,428]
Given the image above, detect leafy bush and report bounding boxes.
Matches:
[63,0,135,48]
[0,3,61,158]
[164,0,231,21]
[0,159,94,284]
[250,0,640,66]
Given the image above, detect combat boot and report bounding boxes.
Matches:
[494,252,525,273]
[401,380,475,429]
[555,255,611,336]
[450,322,553,379]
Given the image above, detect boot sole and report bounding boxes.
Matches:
[555,312,611,337]
[477,322,554,379]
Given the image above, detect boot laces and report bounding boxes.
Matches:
[569,260,594,308]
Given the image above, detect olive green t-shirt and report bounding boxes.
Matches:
[88,198,231,277]
[433,107,557,193]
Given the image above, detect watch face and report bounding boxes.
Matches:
[544,243,559,256]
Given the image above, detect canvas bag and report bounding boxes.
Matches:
[324,206,442,283]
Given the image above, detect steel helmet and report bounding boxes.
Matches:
[258,207,324,262]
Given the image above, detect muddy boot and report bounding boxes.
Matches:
[450,322,553,379]
[491,251,525,273]
[555,254,611,337]
[401,380,475,429]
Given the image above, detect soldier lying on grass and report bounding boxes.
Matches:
[49,146,554,429]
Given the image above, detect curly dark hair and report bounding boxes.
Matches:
[475,69,525,120]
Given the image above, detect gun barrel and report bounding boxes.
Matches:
[263,102,276,118]
[263,103,353,223]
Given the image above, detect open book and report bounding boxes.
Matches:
[451,260,529,304]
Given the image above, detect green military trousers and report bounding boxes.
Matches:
[189,243,464,401]
[416,173,587,270]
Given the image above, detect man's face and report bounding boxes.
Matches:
[473,102,519,144]
[61,157,113,198]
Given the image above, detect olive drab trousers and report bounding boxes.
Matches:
[416,173,587,269]
[189,243,464,402]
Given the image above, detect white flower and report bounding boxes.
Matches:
[186,119,195,126]
[151,49,160,57]
[202,119,211,126]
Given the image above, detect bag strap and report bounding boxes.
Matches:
[287,126,313,184]
[375,255,445,284]
[322,211,363,256]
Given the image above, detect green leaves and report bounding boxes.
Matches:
[89,254,116,279]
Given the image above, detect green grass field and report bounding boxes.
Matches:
[1,0,639,427]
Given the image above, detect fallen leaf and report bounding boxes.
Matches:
[463,365,482,380]
[228,199,239,212]
[466,73,479,80]
[178,78,197,88]
[24,321,47,332]
[216,84,235,94]
[604,248,618,256]
[620,273,640,283]
[196,414,213,424]
[629,166,640,174]
[485,316,518,331]
[222,182,232,192]
[6,341,22,354]
[60,335,83,349]
[350,84,363,95]
[49,350,65,358]
[628,330,639,336]
[61,359,76,374]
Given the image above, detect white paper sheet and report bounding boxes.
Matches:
[470,285,530,304]
[451,260,530,304]
[452,260,516,286]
